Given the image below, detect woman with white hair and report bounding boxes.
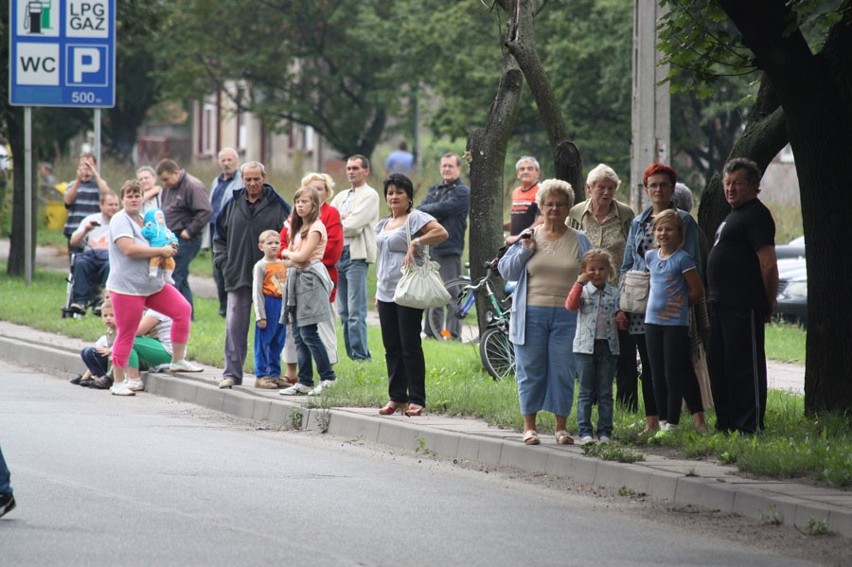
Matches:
[499,179,591,446]
[568,164,638,411]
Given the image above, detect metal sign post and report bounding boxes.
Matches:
[9,0,116,285]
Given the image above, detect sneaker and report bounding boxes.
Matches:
[169,359,203,373]
[70,374,84,385]
[126,378,145,392]
[69,303,86,315]
[90,375,113,390]
[279,383,312,396]
[579,435,595,445]
[598,435,611,444]
[79,378,95,388]
[218,377,237,389]
[655,423,677,439]
[110,380,136,396]
[307,380,335,396]
[255,377,278,389]
[0,493,16,519]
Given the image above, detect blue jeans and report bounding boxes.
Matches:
[254,295,286,378]
[81,346,110,378]
[293,313,336,387]
[576,340,617,437]
[513,306,577,417]
[72,249,108,304]
[172,234,202,315]
[0,445,12,496]
[336,248,371,361]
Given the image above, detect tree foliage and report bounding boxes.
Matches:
[153,0,444,159]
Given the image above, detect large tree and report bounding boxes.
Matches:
[661,0,852,414]
[153,0,441,160]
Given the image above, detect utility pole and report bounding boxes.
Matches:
[630,1,671,212]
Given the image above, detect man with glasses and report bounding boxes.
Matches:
[330,155,379,361]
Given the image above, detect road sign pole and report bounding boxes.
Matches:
[94,108,102,166]
[25,106,33,287]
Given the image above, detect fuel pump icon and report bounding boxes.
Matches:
[24,1,44,34]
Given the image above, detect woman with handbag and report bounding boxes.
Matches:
[498,179,591,446]
[374,174,448,416]
[617,163,704,433]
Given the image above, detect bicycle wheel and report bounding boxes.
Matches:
[425,277,480,344]
[479,326,515,381]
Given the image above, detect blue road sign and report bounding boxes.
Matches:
[9,0,116,108]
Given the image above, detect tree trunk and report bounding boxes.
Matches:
[697,76,786,242]
[466,51,524,330]
[717,0,852,413]
[505,0,583,202]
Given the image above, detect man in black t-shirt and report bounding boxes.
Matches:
[706,158,778,435]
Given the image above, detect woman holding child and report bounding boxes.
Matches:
[498,179,591,446]
[105,179,201,396]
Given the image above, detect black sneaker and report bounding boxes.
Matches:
[70,374,84,385]
[90,376,113,390]
[79,378,95,388]
[0,493,16,519]
[69,303,87,315]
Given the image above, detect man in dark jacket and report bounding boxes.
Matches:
[418,153,471,339]
[157,159,213,315]
[213,161,291,389]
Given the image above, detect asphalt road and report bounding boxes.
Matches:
[0,362,822,566]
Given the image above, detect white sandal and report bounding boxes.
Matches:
[554,430,574,445]
[523,430,540,445]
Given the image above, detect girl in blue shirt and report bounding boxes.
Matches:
[645,210,707,435]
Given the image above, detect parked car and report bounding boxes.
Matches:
[775,256,807,327]
[776,235,805,260]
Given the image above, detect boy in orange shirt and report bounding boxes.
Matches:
[252,230,288,389]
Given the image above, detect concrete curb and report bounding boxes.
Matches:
[1,329,848,539]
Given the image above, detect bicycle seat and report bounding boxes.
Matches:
[504,281,517,296]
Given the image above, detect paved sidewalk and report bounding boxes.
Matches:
[0,319,847,539]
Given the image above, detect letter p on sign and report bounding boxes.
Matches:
[65,44,108,86]
[73,47,99,82]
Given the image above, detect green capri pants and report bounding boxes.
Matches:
[128,336,172,370]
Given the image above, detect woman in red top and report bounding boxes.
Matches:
[279,172,343,385]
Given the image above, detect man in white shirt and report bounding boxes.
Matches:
[68,192,120,314]
[330,155,379,361]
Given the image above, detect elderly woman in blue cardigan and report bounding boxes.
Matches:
[499,179,591,446]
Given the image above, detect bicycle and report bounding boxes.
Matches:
[425,256,515,380]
